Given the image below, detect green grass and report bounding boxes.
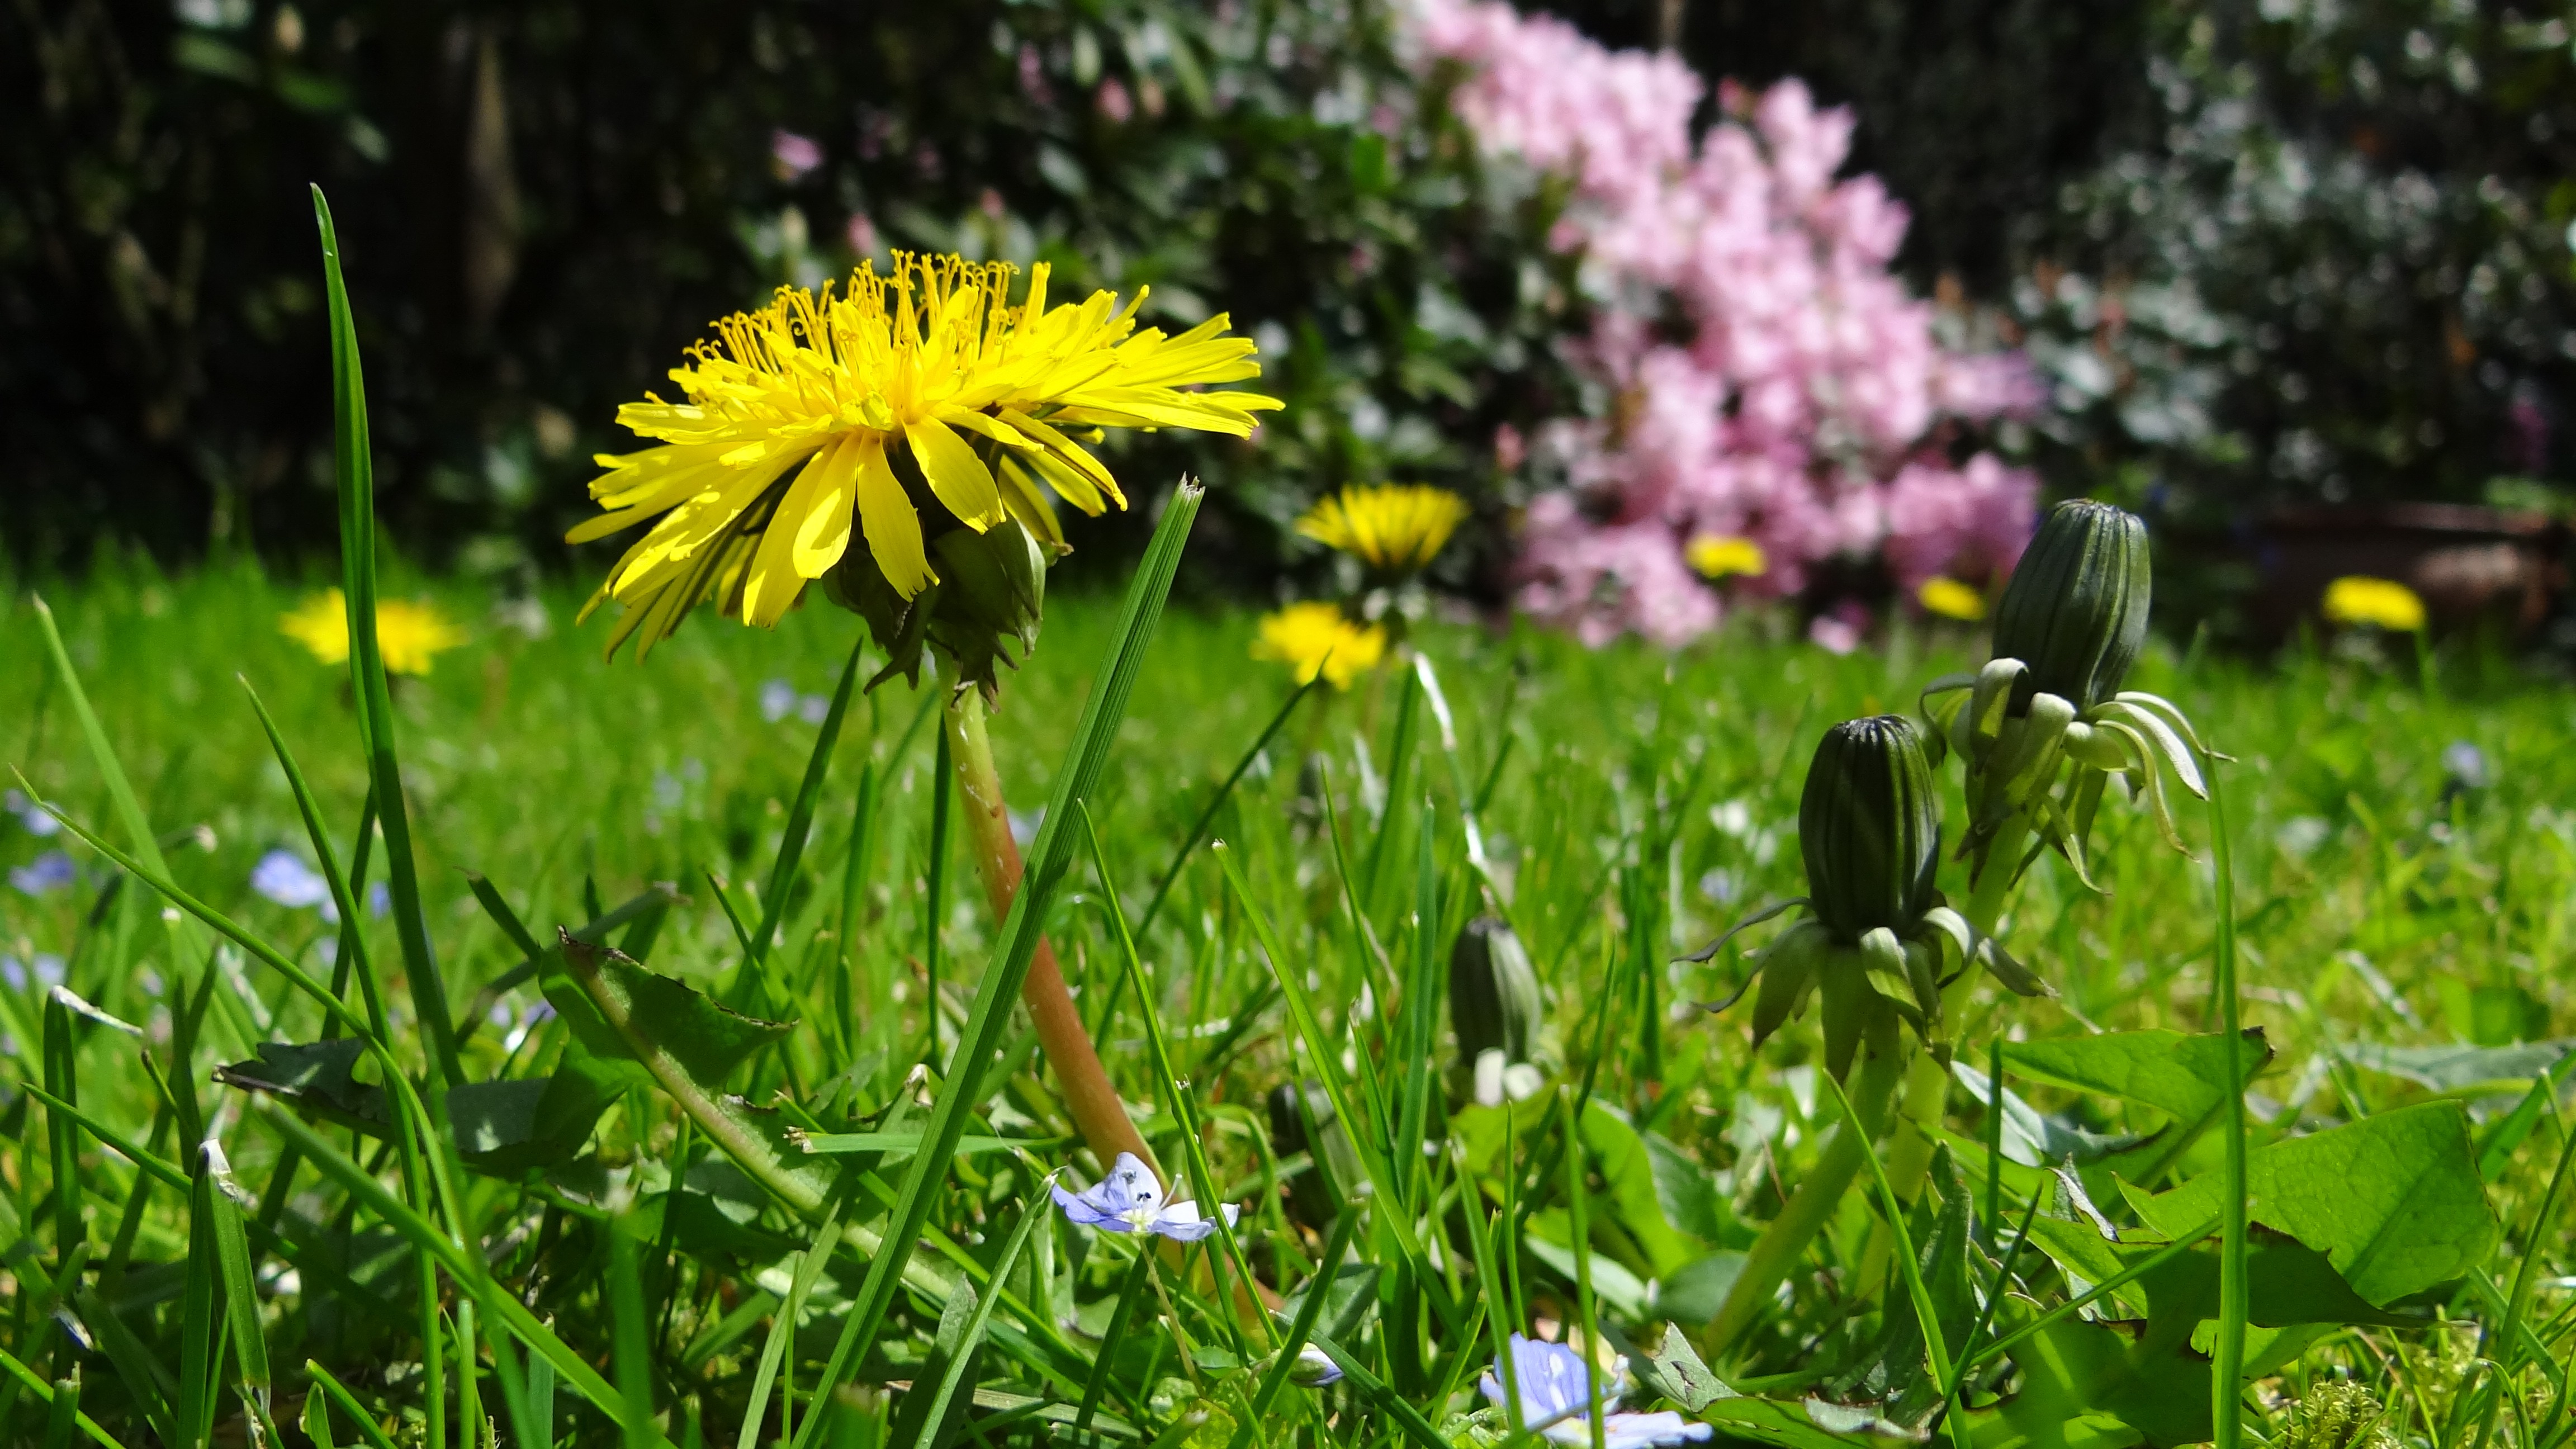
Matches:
[5,555,2576,1446]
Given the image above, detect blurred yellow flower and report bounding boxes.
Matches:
[281,590,467,675]
[571,252,1281,657]
[1252,603,1386,690]
[1686,534,1767,580]
[1295,484,1467,575]
[2322,575,2426,632]
[1916,575,1986,621]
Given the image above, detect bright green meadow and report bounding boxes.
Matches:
[6,546,2576,1447]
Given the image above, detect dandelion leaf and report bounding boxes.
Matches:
[2131,1101,2498,1309]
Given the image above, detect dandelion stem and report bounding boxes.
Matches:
[942,682,1159,1179]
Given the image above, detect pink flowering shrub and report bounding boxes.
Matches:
[1410,0,2042,646]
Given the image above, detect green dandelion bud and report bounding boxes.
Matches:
[1799,716,1940,943]
[1450,917,1545,1105]
[1991,499,2152,713]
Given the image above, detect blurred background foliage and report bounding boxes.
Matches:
[7,0,2576,624]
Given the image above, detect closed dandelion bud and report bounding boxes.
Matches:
[1450,916,1542,1070]
[1990,500,2152,713]
[1799,716,1940,943]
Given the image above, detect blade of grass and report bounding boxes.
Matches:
[750,636,870,981]
[1137,677,1318,939]
[2205,757,2247,1449]
[1074,1249,1155,1437]
[253,1100,675,1446]
[1075,802,1264,1357]
[611,1227,656,1449]
[41,995,81,1262]
[306,1361,403,1449]
[1562,1083,1606,1449]
[1226,1195,1366,1449]
[790,479,1205,1449]
[39,1370,78,1449]
[1211,839,1461,1336]
[912,1185,1050,1442]
[26,595,211,1017]
[1823,1069,1968,1449]
[1964,1213,2224,1370]
[311,185,462,1087]
[0,1348,117,1449]
[200,1142,273,1429]
[739,1195,846,1448]
[1307,1329,1451,1449]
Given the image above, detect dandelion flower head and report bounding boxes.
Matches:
[280,590,467,676]
[571,252,1282,658]
[1252,603,1386,690]
[2322,575,2426,633]
[1916,575,1986,621]
[1685,534,1767,580]
[1295,484,1468,576]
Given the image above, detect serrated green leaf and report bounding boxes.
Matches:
[2005,1029,2272,1126]
[2131,1101,2498,1308]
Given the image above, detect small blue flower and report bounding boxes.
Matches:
[10,850,76,896]
[2444,741,2490,790]
[367,879,391,918]
[5,789,61,838]
[1052,1153,1240,1242]
[760,679,799,723]
[250,849,334,912]
[1480,1335,1711,1448]
[1287,1343,1342,1388]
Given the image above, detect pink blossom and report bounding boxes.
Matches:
[771,130,823,182]
[844,212,879,257]
[1408,0,2041,647]
[1097,78,1134,124]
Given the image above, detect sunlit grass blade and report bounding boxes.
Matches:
[199,1143,272,1431]
[39,1370,79,1449]
[2203,757,2248,1449]
[791,479,1205,1449]
[311,185,462,1086]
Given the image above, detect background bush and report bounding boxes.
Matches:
[10,0,2574,627]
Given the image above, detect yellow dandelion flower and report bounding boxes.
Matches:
[1916,575,1987,621]
[1252,602,1386,690]
[1686,534,1767,580]
[569,252,1283,657]
[2322,575,2426,632]
[281,589,467,676]
[1295,484,1468,576]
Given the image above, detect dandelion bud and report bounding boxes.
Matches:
[1990,500,2151,713]
[1450,916,1542,1072]
[1798,716,1940,943]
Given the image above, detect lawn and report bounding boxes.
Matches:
[3,554,2571,1447]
